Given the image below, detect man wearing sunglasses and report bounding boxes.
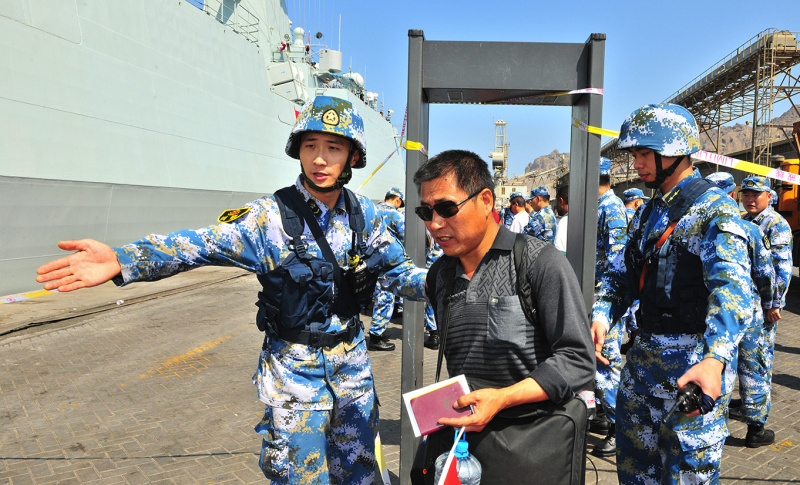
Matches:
[414,149,594,479]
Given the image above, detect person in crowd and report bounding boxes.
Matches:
[508,192,531,233]
[524,186,557,244]
[622,187,648,217]
[729,175,793,446]
[368,187,406,351]
[553,185,569,254]
[35,95,427,484]
[591,104,753,483]
[413,149,594,478]
[590,157,629,458]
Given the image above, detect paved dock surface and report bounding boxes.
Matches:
[2,268,800,484]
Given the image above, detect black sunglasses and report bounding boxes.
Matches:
[414,189,484,222]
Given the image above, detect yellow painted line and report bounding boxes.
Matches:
[0,289,58,304]
[140,335,234,379]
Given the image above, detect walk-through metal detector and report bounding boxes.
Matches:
[400,30,605,483]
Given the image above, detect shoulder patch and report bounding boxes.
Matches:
[218,207,250,223]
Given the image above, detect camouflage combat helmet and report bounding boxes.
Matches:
[617,104,701,157]
[706,172,736,193]
[285,95,367,168]
[617,104,701,189]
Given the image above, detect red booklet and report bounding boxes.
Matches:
[403,375,473,437]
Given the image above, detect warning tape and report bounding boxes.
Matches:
[694,151,800,186]
[570,118,800,187]
[487,88,603,105]
[571,117,620,137]
[403,140,427,155]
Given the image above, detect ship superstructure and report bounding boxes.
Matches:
[0,0,403,295]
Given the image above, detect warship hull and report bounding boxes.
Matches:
[0,0,404,296]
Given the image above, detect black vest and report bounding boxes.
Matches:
[625,178,714,335]
[254,187,382,339]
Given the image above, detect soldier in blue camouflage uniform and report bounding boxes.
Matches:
[731,175,793,446]
[524,186,557,244]
[618,188,648,350]
[423,232,444,349]
[35,95,428,485]
[591,157,629,457]
[591,104,754,484]
[368,187,406,351]
[500,195,516,228]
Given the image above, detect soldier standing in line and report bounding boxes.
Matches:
[590,158,629,458]
[591,104,754,483]
[35,96,428,484]
[423,231,444,349]
[622,188,648,217]
[367,187,406,352]
[728,175,794,446]
[508,192,531,233]
[524,186,557,244]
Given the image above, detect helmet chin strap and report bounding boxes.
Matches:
[645,153,684,189]
[301,163,352,193]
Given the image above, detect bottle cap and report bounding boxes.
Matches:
[455,439,469,458]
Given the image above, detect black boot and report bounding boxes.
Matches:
[424,330,440,350]
[745,424,775,448]
[368,334,396,351]
[589,404,610,434]
[591,424,616,457]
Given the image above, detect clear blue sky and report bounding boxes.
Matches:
[285,0,796,177]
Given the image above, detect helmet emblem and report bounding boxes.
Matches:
[322,109,339,126]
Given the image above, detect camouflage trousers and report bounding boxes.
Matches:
[256,390,378,484]
[369,286,395,336]
[616,374,730,484]
[735,321,777,427]
[370,285,436,335]
[596,321,624,424]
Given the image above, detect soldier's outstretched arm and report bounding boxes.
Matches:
[36,239,122,292]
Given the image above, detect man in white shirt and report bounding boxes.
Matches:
[554,185,569,254]
[508,193,530,233]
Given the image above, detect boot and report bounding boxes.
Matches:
[728,404,744,421]
[589,404,610,434]
[424,330,440,350]
[745,424,775,448]
[591,424,616,457]
[368,334,396,351]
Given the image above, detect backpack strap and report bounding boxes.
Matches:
[426,256,457,383]
[667,178,714,223]
[273,186,342,287]
[513,233,538,326]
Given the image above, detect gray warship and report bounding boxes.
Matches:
[0,0,404,296]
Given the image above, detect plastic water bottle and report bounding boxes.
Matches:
[578,389,597,421]
[433,438,482,485]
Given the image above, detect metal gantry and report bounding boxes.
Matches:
[666,29,800,165]
[603,28,800,184]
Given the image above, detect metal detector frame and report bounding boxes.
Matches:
[399,30,605,484]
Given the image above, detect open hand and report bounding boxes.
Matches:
[36,240,121,292]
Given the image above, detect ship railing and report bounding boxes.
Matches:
[197,0,262,45]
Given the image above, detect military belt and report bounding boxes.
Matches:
[276,319,361,349]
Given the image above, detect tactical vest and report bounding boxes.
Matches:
[255,186,382,347]
[624,178,713,335]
